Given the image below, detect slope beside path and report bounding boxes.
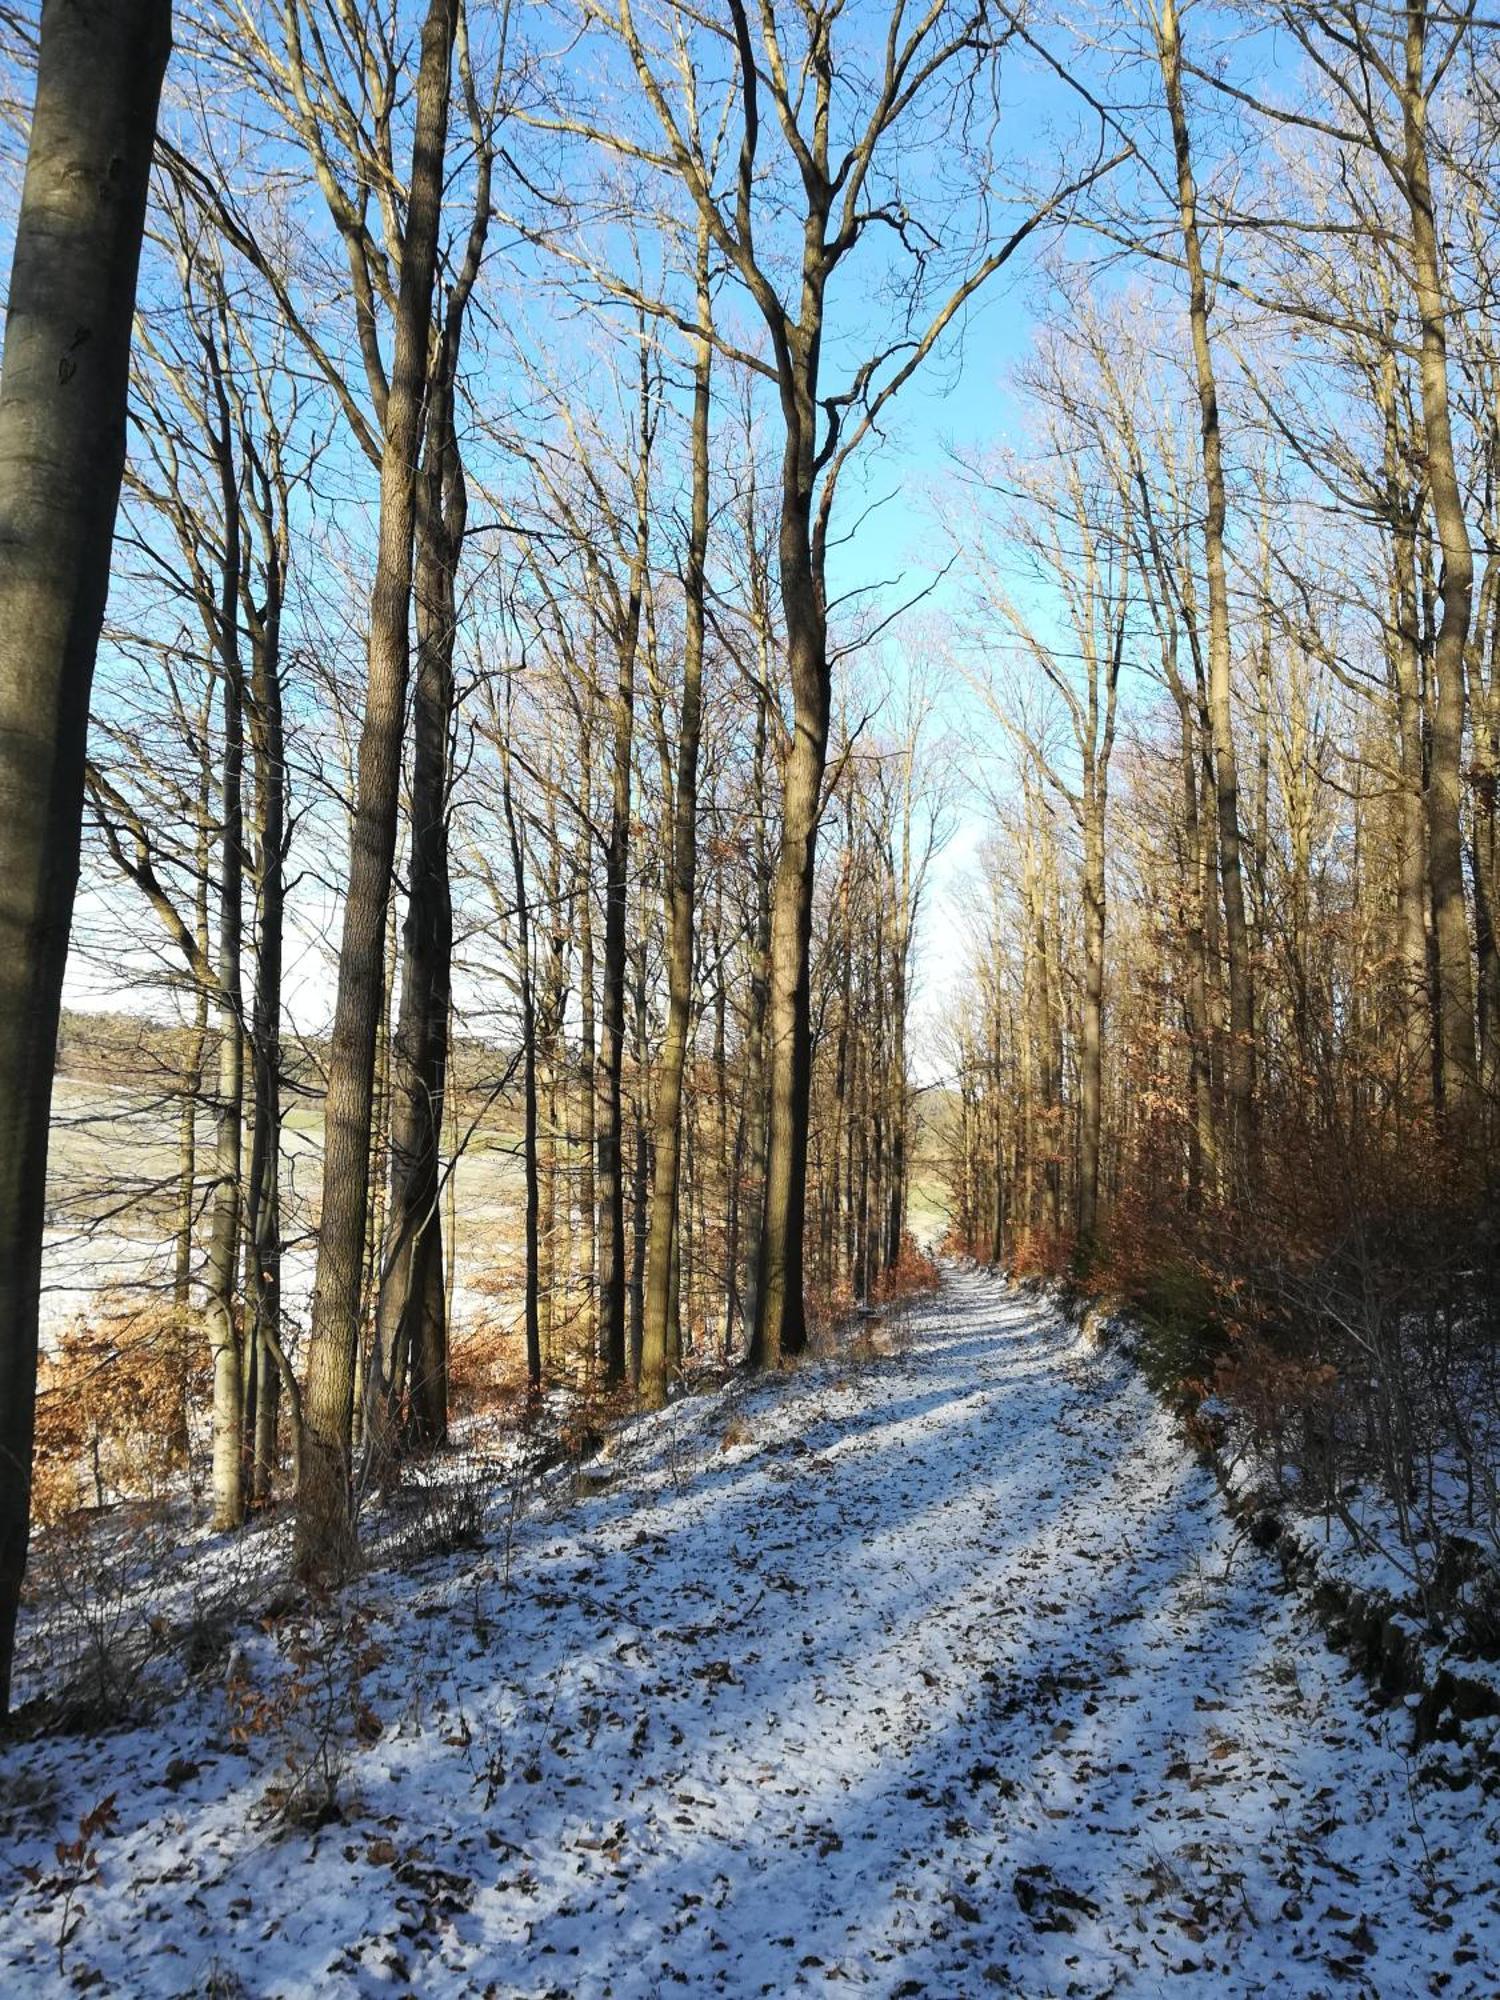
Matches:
[2,1266,1496,1996]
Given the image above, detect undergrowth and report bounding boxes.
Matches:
[980,1128,1500,1650]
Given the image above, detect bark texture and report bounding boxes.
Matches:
[641,226,712,1409]
[0,0,171,1712]
[296,0,456,1572]
[1400,0,1478,1125]
[1158,0,1255,1171]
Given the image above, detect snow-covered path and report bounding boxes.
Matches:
[3,1267,1497,1996]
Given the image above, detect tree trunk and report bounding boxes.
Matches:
[1402,0,1478,1127]
[0,0,170,1710]
[831,844,852,1287]
[577,725,598,1365]
[739,677,774,1349]
[1158,0,1254,1172]
[641,228,711,1410]
[989,1027,1006,1264]
[205,645,245,1530]
[1078,816,1106,1260]
[537,793,566,1376]
[366,374,463,1464]
[630,918,650,1385]
[502,737,543,1394]
[296,0,456,1573]
[751,347,829,1367]
[598,381,651,1388]
[1471,579,1500,1103]
[597,635,631,1386]
[245,549,288,1503]
[177,814,211,1308]
[885,858,910,1274]
[202,327,247,1532]
[1379,347,1437,1109]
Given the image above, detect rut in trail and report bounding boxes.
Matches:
[2,1266,1496,1997]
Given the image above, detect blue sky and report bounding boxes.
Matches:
[11,2,1162,1055]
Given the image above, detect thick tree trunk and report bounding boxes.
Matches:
[366,382,462,1464]
[739,679,774,1349]
[359,889,400,1445]
[1379,353,1437,1109]
[751,360,829,1367]
[752,671,825,1362]
[0,0,170,1710]
[1181,703,1213,1201]
[1139,486,1212,1196]
[296,0,456,1573]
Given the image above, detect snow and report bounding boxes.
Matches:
[3,1266,1497,1996]
[1182,1322,1500,1716]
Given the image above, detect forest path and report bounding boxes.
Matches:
[3,1266,1496,1996]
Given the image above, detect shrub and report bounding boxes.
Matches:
[33,1297,207,1524]
[874,1235,941,1304]
[381,1470,490,1569]
[227,1598,385,1829]
[447,1311,530,1418]
[20,1792,119,1977]
[1127,1257,1228,1400]
[19,1500,183,1724]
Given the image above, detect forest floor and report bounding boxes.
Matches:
[3,1265,1498,1998]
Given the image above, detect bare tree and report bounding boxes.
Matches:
[0,0,171,1712]
[296,0,459,1572]
[1153,0,1256,1170]
[641,211,712,1409]
[556,0,1123,1365]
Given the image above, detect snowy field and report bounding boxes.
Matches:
[2,1266,1496,1996]
[39,1075,525,1346]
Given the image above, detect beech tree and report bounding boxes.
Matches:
[640,209,711,1410]
[4,0,1494,1734]
[0,0,171,1712]
[296,0,459,1570]
[956,329,1130,1262]
[551,0,1125,1365]
[1153,0,1256,1170]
